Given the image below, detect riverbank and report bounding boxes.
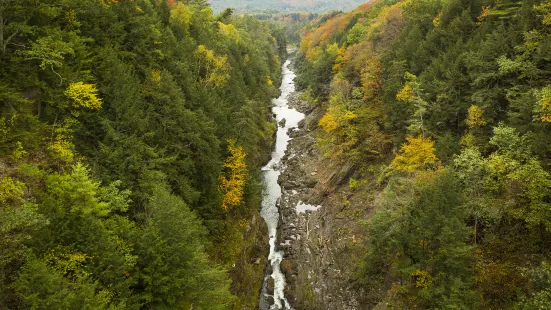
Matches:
[276,93,373,310]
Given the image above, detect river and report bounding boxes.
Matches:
[259,59,304,310]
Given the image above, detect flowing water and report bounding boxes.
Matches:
[259,59,304,310]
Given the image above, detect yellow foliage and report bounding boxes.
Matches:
[477,6,491,25]
[151,69,162,85]
[542,102,551,122]
[318,105,357,134]
[170,3,193,35]
[466,105,487,128]
[306,46,323,62]
[392,136,439,172]
[0,116,10,139]
[64,9,79,28]
[48,139,74,163]
[360,54,382,101]
[460,132,476,148]
[219,22,242,42]
[299,33,312,55]
[319,113,338,133]
[536,85,551,122]
[325,42,339,58]
[65,82,102,110]
[195,45,231,86]
[219,139,247,211]
[343,110,357,121]
[433,12,442,26]
[47,120,76,163]
[366,3,404,43]
[0,177,25,205]
[410,269,432,288]
[332,47,347,73]
[396,84,414,102]
[98,0,119,7]
[11,141,27,160]
[44,247,90,278]
[317,101,363,159]
[536,0,551,25]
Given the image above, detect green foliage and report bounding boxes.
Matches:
[0,0,285,308]
[363,171,479,308]
[535,85,551,122]
[136,185,235,308]
[296,0,551,307]
[0,176,25,205]
[347,23,368,44]
[13,258,115,310]
[170,3,193,36]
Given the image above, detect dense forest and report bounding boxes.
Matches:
[295,0,551,308]
[3,0,551,309]
[0,0,286,308]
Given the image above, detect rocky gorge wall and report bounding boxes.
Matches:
[274,92,376,310]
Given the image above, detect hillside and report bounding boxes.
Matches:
[208,0,367,13]
[3,0,551,309]
[288,0,551,308]
[0,0,284,308]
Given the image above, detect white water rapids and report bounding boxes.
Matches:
[259,59,304,310]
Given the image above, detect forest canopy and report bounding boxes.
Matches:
[294,0,551,308]
[0,0,286,308]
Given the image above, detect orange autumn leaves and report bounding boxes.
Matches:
[300,3,376,62]
[219,139,247,211]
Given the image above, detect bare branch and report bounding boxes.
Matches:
[50,64,65,87]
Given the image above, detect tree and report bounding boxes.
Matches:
[0,0,35,55]
[170,3,193,36]
[392,136,439,173]
[535,85,551,122]
[195,44,231,87]
[219,139,247,211]
[536,0,551,25]
[466,105,486,128]
[13,258,114,310]
[0,0,286,307]
[396,72,430,136]
[65,82,102,110]
[136,185,235,309]
[363,171,478,309]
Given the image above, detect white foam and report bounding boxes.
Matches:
[296,201,322,214]
[260,59,302,310]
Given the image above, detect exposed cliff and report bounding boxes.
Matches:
[275,93,375,309]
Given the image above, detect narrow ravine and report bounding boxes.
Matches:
[259,59,304,310]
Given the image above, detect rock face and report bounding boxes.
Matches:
[275,92,372,310]
[230,213,270,310]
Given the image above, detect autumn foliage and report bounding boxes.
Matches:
[65,82,102,110]
[466,105,486,128]
[296,0,551,308]
[391,136,439,172]
[536,85,551,122]
[219,139,247,210]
